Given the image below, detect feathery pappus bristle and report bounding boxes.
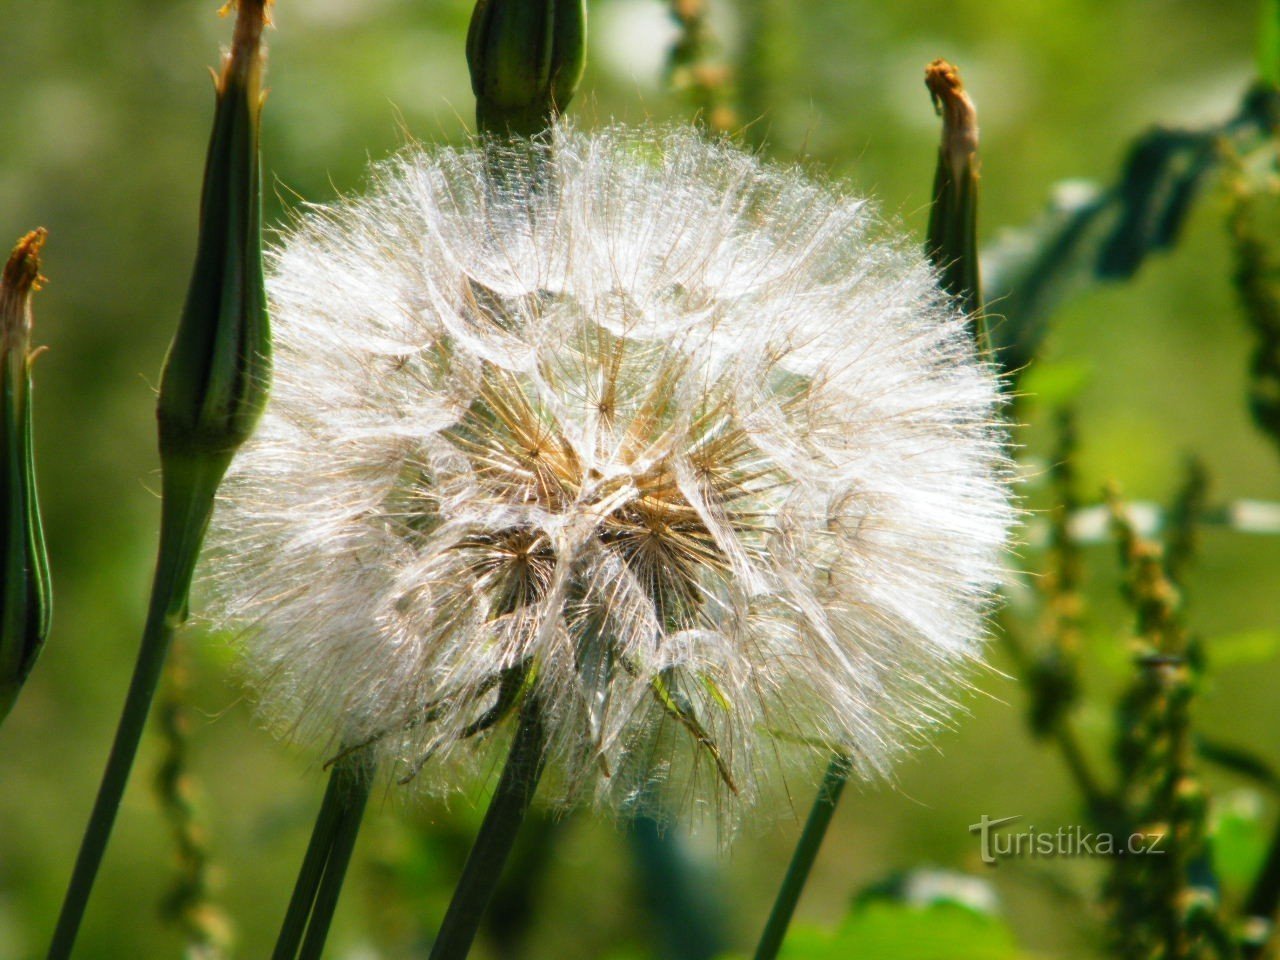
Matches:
[200,124,1016,824]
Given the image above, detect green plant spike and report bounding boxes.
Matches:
[46,4,272,956]
[1261,0,1280,87]
[0,229,52,727]
[925,59,986,354]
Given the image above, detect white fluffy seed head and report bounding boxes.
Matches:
[201,125,1016,824]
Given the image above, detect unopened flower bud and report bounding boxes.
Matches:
[466,0,587,138]
[0,229,52,723]
[155,0,272,612]
[158,0,272,477]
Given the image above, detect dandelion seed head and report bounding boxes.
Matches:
[202,125,1016,823]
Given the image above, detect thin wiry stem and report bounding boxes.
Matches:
[46,456,223,960]
[429,698,548,960]
[752,754,852,960]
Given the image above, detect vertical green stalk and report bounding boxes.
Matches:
[752,755,852,960]
[429,700,548,960]
[272,759,353,960]
[270,752,376,960]
[0,229,52,728]
[47,457,225,960]
[752,59,987,960]
[925,59,986,354]
[46,3,271,956]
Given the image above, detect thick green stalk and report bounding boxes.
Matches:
[752,755,852,960]
[429,700,548,960]
[46,457,224,960]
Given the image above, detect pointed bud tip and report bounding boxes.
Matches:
[2,229,47,297]
[925,59,978,158]
[218,0,272,92]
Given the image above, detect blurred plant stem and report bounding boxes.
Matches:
[736,0,792,150]
[665,0,736,134]
[629,813,726,960]
[46,3,272,956]
[1105,478,1232,959]
[752,755,852,960]
[925,59,986,352]
[1001,410,1114,822]
[1262,0,1280,87]
[428,699,548,960]
[1224,136,1280,958]
[155,642,233,960]
[1225,150,1280,460]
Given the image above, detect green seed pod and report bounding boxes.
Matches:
[0,229,52,724]
[155,0,272,612]
[466,0,587,138]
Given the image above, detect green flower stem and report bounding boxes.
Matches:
[46,456,226,960]
[752,754,852,960]
[271,756,355,960]
[429,699,548,960]
[294,758,376,960]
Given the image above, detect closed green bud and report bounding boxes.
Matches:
[158,0,271,473]
[0,229,52,724]
[467,0,587,138]
[154,0,272,615]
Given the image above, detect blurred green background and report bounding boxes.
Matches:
[2,1,1279,958]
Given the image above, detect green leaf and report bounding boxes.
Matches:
[1261,0,1280,87]
[1017,359,1095,408]
[766,901,1028,960]
[985,84,1280,381]
[1210,790,1271,890]
[1206,629,1280,667]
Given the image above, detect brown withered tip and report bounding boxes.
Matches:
[217,0,272,91]
[2,229,47,297]
[925,58,979,163]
